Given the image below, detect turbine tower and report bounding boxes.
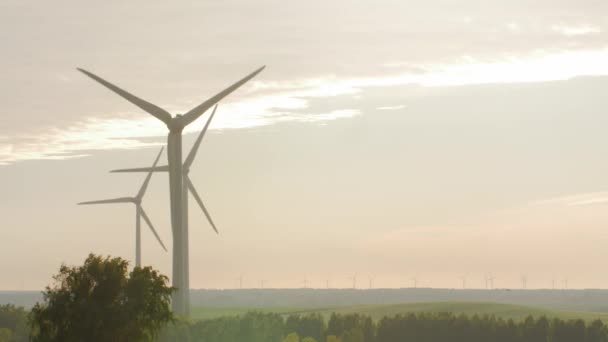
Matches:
[487,274,495,289]
[78,147,167,267]
[111,105,220,315]
[459,275,466,289]
[78,66,265,316]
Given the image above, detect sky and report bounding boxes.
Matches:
[2,0,608,290]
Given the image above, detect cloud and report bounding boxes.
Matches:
[5,47,608,165]
[532,192,608,207]
[376,105,406,111]
[552,25,602,37]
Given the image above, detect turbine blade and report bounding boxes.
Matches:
[111,165,170,173]
[181,66,265,126]
[185,176,219,234]
[136,147,164,200]
[140,206,168,252]
[184,104,218,169]
[77,68,172,125]
[78,197,133,205]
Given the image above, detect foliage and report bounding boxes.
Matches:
[283,332,299,342]
[29,254,174,342]
[0,304,27,342]
[158,310,608,342]
[286,313,326,342]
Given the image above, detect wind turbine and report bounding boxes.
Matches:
[521,275,528,289]
[78,147,167,267]
[349,274,357,289]
[459,275,466,289]
[487,274,495,289]
[111,105,220,315]
[77,65,265,316]
[410,277,418,289]
[368,276,374,289]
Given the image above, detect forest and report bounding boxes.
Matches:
[4,302,608,341]
[158,311,608,342]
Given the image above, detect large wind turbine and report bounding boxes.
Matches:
[111,105,220,315]
[78,66,265,315]
[78,147,167,267]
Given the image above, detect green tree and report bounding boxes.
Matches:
[342,328,364,342]
[283,332,300,342]
[0,304,28,341]
[29,254,174,342]
[0,328,13,342]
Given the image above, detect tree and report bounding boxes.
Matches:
[29,254,174,342]
[0,304,27,341]
[283,332,300,342]
[0,328,13,342]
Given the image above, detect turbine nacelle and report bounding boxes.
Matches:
[168,114,186,132]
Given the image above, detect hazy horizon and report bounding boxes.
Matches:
[2,0,608,291]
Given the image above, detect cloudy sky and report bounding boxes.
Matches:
[2,0,608,290]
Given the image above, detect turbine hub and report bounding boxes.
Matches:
[168,115,185,132]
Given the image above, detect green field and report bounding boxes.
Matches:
[191,302,608,322]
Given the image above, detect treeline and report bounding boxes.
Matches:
[0,304,28,342]
[5,303,608,342]
[159,311,608,342]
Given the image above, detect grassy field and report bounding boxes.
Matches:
[191,302,608,322]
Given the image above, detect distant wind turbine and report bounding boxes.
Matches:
[487,274,495,289]
[78,147,167,267]
[349,274,357,289]
[368,276,375,289]
[410,277,418,289]
[521,275,528,289]
[459,275,466,289]
[78,65,265,316]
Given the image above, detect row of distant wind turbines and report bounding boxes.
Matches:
[76,66,265,316]
[234,275,571,290]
